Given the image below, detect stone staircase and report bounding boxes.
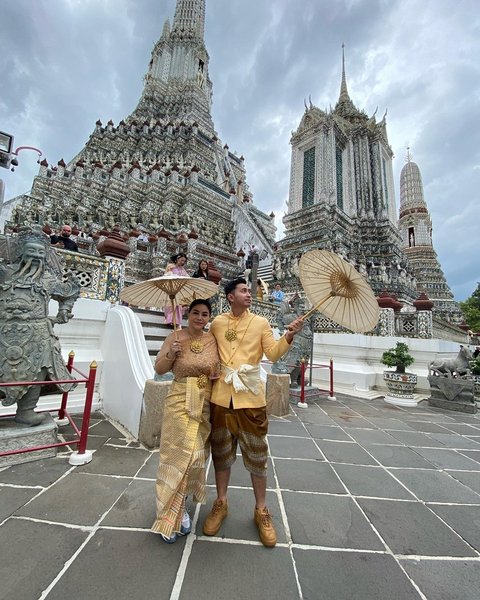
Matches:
[131,307,180,363]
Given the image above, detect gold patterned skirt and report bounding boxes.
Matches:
[151,377,211,537]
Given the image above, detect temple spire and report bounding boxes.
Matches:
[339,43,350,102]
[173,0,206,40]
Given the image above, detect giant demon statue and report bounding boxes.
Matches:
[0,226,80,425]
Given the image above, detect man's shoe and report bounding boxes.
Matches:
[254,507,277,547]
[203,499,228,536]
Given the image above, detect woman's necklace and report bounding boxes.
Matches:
[225,312,245,341]
[188,331,204,354]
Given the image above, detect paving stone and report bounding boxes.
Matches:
[267,420,309,437]
[333,464,416,499]
[459,449,480,464]
[346,428,400,445]
[0,518,88,600]
[283,491,384,549]
[393,469,480,503]
[440,422,480,435]
[135,451,159,479]
[0,457,72,487]
[448,470,480,494]
[274,458,346,494]
[88,420,126,438]
[76,444,150,476]
[357,498,477,557]
[267,436,323,460]
[428,504,480,552]
[179,541,300,600]
[426,433,480,449]
[403,421,450,434]
[197,488,286,543]
[387,430,445,447]
[331,415,373,429]
[16,472,130,526]
[315,440,378,465]
[304,424,353,441]
[294,548,421,600]
[46,529,185,600]
[101,479,156,528]
[401,558,480,600]
[366,445,436,469]
[0,486,39,521]
[293,410,336,426]
[366,418,416,431]
[413,447,480,470]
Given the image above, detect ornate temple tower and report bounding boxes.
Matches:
[399,152,463,322]
[275,48,418,301]
[4,0,275,282]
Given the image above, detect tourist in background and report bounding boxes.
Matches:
[256,279,264,301]
[164,253,188,328]
[269,282,285,304]
[152,299,219,543]
[50,224,78,252]
[192,259,209,280]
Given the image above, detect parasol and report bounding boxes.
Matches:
[119,274,219,330]
[298,249,379,333]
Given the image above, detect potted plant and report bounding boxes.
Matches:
[381,342,418,406]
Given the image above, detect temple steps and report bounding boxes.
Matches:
[131,306,184,361]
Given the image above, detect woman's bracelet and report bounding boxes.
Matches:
[165,352,175,361]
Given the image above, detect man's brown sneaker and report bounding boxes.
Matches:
[203,499,228,536]
[254,507,277,547]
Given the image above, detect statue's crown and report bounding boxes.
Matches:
[16,225,50,250]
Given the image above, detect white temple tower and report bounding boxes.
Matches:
[399,152,463,322]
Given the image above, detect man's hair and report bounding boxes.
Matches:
[188,298,212,315]
[225,277,246,298]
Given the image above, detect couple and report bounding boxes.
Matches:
[152,277,304,547]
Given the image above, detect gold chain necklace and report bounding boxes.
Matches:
[225,312,246,341]
[188,332,204,354]
[225,314,256,364]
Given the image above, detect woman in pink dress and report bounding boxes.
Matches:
[164,253,189,328]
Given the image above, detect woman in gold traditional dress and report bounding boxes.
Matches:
[152,299,219,543]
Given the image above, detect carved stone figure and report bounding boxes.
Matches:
[0,226,81,426]
[429,345,473,378]
[273,294,312,387]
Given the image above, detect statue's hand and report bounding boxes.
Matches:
[55,309,72,324]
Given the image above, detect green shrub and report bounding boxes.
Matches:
[381,342,415,374]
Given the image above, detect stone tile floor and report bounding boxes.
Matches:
[1,396,480,600]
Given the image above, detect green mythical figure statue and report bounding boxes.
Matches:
[0,225,81,426]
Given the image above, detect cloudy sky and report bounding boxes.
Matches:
[1,0,479,300]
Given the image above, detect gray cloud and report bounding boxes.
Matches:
[1,0,478,300]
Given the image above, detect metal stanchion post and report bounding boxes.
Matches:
[297,359,308,408]
[56,351,75,425]
[69,361,97,465]
[328,358,336,401]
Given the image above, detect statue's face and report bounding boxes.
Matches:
[22,242,46,264]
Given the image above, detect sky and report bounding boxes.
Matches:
[1,0,479,300]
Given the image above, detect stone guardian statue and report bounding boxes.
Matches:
[0,226,81,426]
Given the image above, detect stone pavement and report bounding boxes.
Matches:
[1,395,480,600]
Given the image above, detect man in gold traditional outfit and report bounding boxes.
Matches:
[203,277,304,547]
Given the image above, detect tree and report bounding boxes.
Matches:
[381,342,415,374]
[459,283,480,332]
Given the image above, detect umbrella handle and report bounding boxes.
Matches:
[301,293,332,320]
[171,296,179,340]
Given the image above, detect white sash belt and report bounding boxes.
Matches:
[223,364,261,395]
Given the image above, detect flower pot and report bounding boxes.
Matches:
[383,371,418,407]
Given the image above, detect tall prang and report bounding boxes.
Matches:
[399,151,463,323]
[3,0,275,282]
[274,47,418,305]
